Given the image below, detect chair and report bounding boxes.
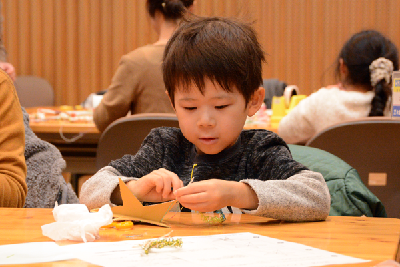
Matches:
[262,79,287,109]
[96,113,179,170]
[288,144,386,217]
[305,117,400,218]
[14,75,54,107]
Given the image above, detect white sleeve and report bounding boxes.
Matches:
[240,170,331,222]
[278,90,324,144]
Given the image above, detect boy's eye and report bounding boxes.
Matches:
[184,107,197,111]
[215,105,228,110]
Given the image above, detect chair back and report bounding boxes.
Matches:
[96,113,179,170]
[289,144,386,217]
[14,75,54,107]
[305,117,400,218]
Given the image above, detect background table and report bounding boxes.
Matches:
[1,208,399,266]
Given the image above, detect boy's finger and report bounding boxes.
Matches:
[178,192,209,204]
[171,176,183,191]
[152,174,164,193]
[162,176,173,198]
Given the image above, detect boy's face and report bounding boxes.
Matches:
[172,79,264,155]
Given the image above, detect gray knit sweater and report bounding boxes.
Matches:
[80,128,330,221]
[22,108,79,208]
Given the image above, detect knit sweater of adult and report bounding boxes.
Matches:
[278,86,388,144]
[22,108,79,208]
[80,128,331,222]
[93,44,175,132]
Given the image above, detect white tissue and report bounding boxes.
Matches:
[41,203,113,242]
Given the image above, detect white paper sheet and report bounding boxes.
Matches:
[0,233,369,266]
[0,242,74,265]
[78,232,369,267]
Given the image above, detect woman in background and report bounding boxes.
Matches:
[93,0,194,132]
[278,30,399,144]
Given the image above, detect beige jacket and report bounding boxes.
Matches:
[93,44,175,132]
[0,69,27,207]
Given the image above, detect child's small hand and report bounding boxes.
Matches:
[175,180,259,212]
[175,179,258,212]
[127,168,183,203]
[174,179,231,212]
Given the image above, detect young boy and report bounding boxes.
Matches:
[80,17,330,222]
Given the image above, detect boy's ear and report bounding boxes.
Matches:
[247,87,265,117]
[165,90,176,111]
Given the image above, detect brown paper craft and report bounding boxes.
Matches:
[111,178,177,227]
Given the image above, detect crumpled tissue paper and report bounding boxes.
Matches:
[41,203,113,242]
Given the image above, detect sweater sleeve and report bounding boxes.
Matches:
[0,70,27,207]
[79,166,137,210]
[93,54,139,132]
[239,133,331,222]
[80,128,170,210]
[241,170,331,222]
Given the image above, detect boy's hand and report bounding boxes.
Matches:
[126,168,183,203]
[174,180,259,212]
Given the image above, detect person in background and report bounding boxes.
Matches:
[278,30,399,144]
[22,108,79,208]
[93,0,194,132]
[0,3,16,81]
[0,69,27,207]
[80,16,330,222]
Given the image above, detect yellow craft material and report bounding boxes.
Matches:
[270,94,306,128]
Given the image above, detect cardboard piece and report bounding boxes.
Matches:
[111,178,177,227]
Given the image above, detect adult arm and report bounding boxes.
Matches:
[0,70,27,207]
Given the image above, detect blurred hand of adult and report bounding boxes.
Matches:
[0,62,16,81]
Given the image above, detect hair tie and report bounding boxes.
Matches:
[369,57,394,86]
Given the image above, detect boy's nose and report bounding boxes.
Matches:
[197,110,216,127]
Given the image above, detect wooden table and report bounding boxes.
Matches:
[1,208,399,266]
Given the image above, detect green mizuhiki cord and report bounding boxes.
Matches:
[141,237,183,254]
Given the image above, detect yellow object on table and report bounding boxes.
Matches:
[270,95,306,128]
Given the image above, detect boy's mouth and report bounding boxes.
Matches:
[199,137,218,144]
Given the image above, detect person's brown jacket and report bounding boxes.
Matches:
[0,69,27,207]
[93,44,174,132]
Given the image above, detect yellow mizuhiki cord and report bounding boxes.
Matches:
[190,163,197,184]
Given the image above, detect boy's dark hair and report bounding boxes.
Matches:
[335,30,399,116]
[163,16,265,106]
[147,0,194,20]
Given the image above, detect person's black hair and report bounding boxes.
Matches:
[335,30,399,116]
[163,16,265,106]
[147,0,194,20]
